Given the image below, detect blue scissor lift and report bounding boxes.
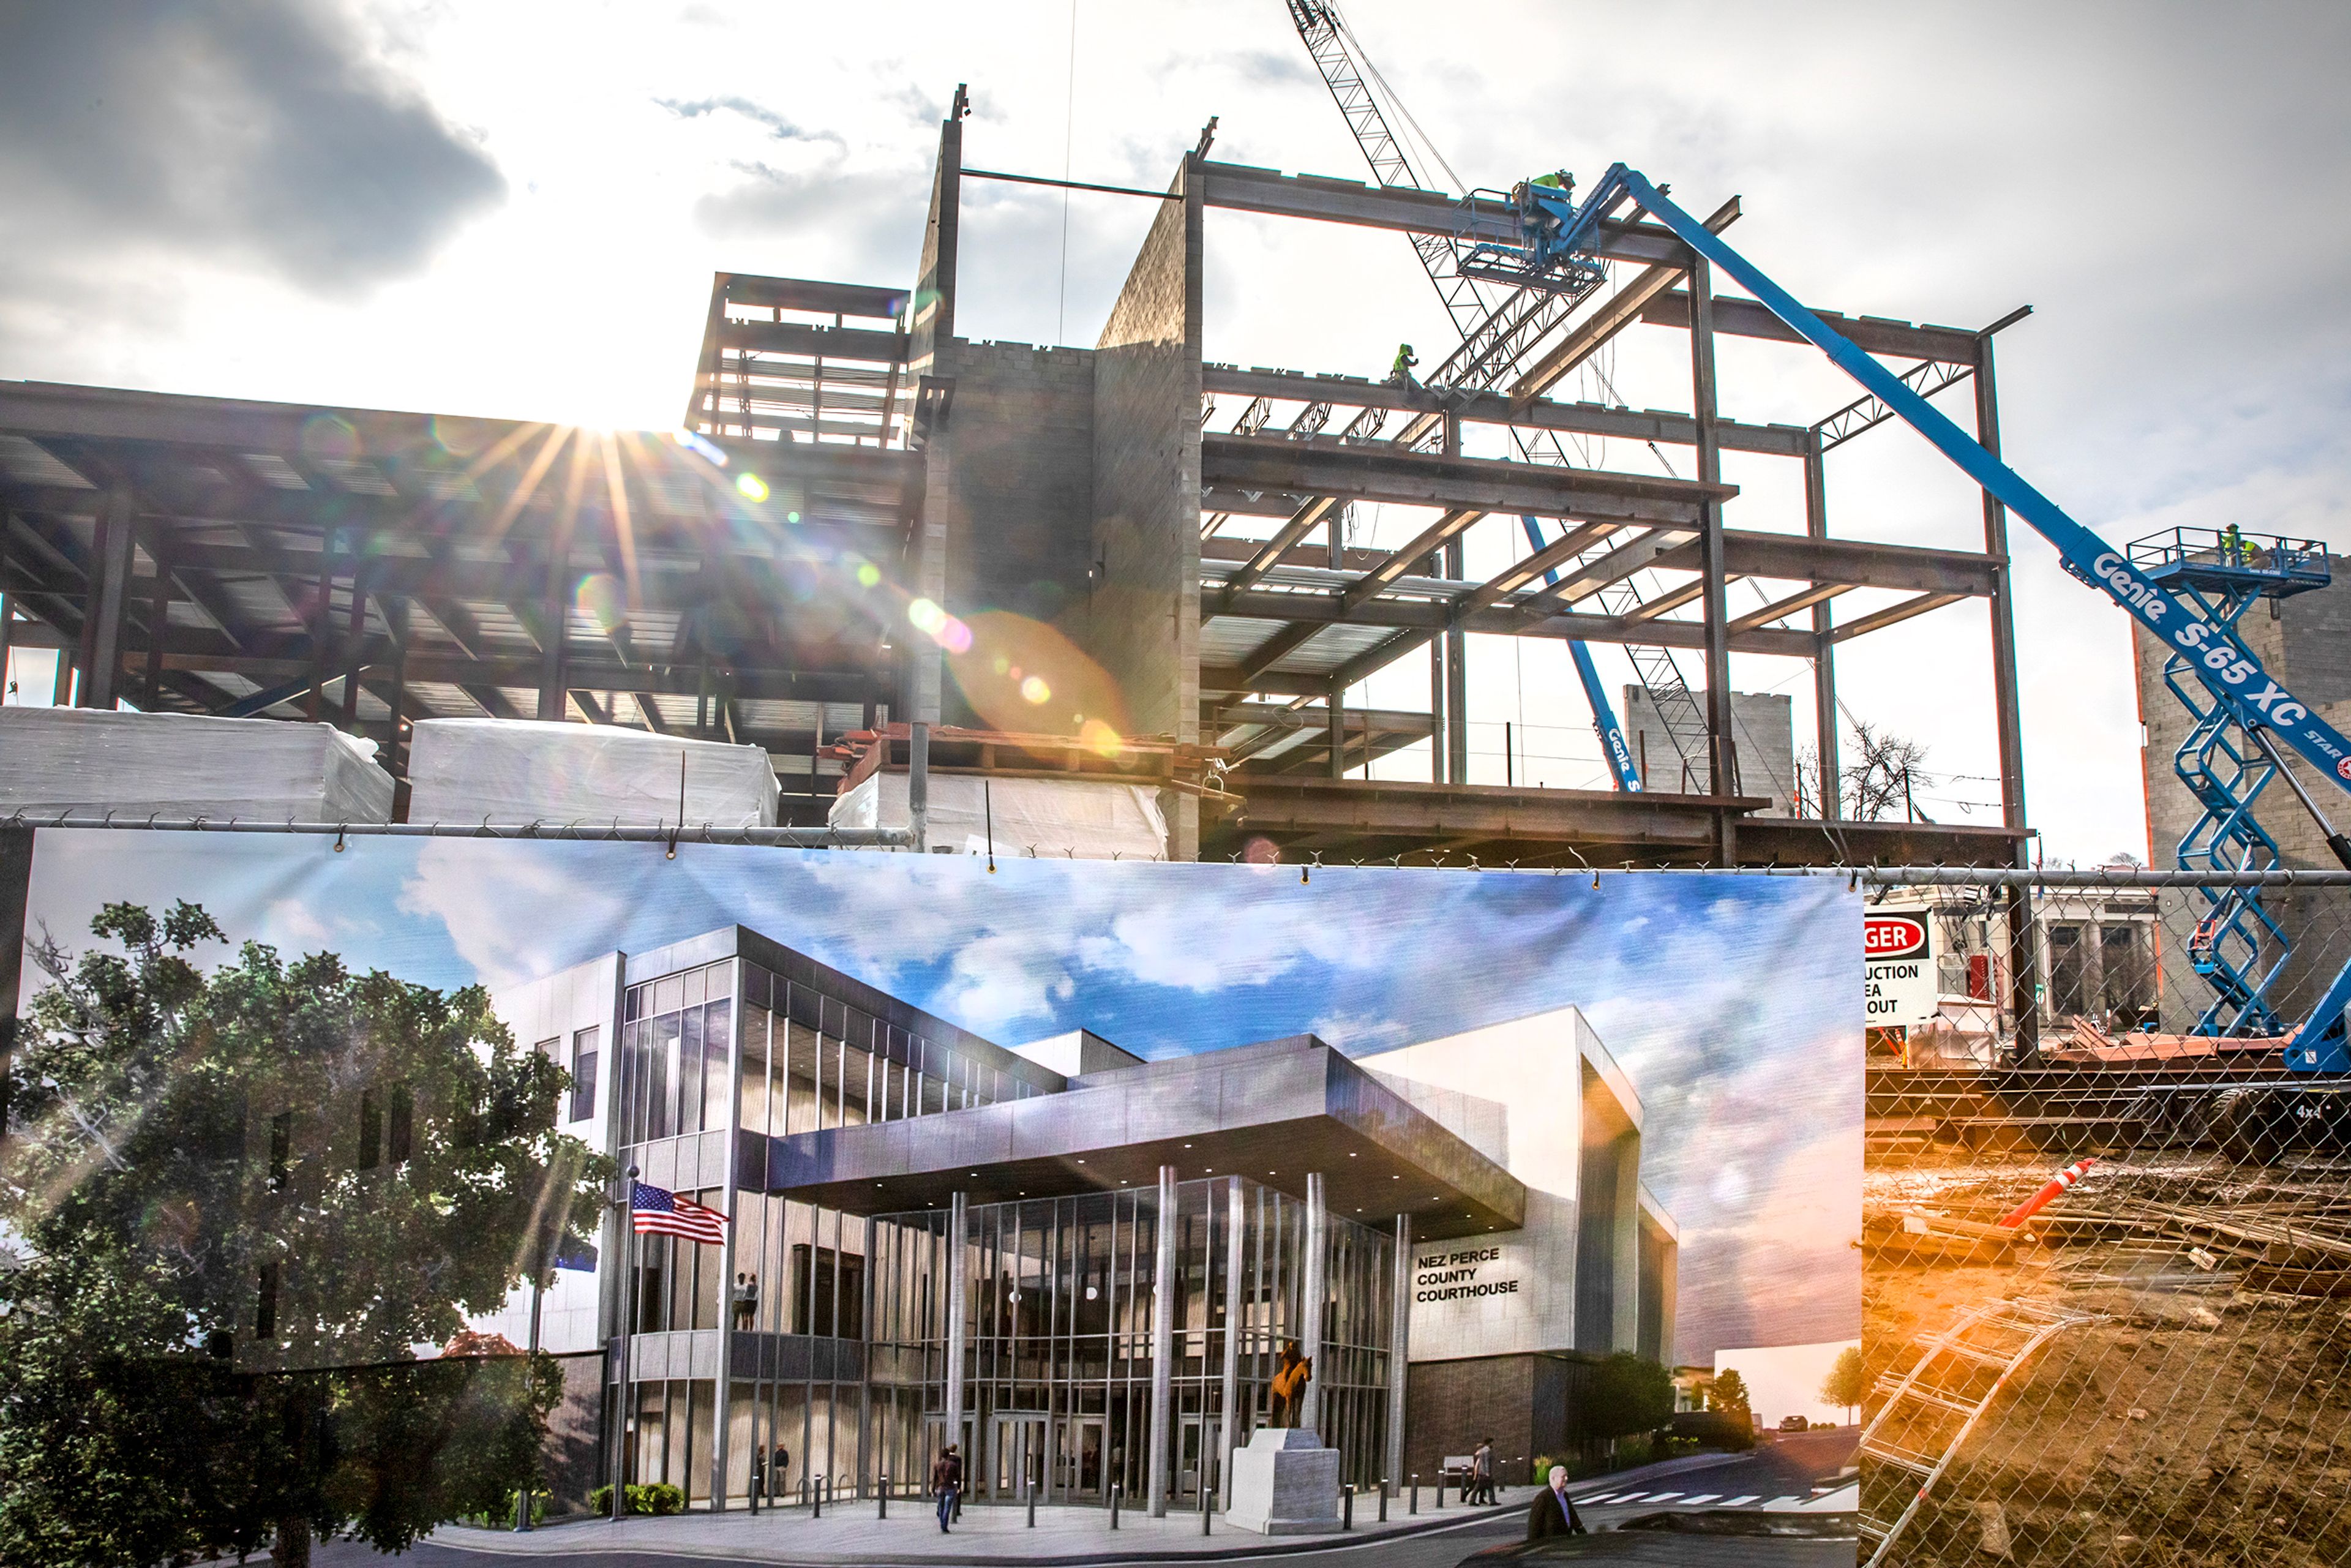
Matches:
[2128,527,2333,1035]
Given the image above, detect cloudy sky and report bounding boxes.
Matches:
[4,2,2347,863]
[21,829,1860,1356]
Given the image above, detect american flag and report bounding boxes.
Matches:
[631,1181,729,1245]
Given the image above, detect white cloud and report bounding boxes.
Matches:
[396,839,629,991]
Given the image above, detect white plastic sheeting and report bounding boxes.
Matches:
[0,707,395,823]
[828,771,1168,860]
[405,719,778,827]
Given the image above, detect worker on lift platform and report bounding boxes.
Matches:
[1388,342,1420,391]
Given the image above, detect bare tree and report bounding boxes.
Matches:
[1844,720,1932,822]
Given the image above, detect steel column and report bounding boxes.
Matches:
[1974,335,2039,1061]
[1220,1176,1244,1510]
[1300,1171,1326,1435]
[77,487,135,710]
[944,1190,967,1476]
[1326,686,1346,779]
[1149,1164,1177,1515]
[1687,254,1736,861]
[1386,1213,1410,1492]
[1804,437,1840,818]
[338,565,370,731]
[1442,540,1468,782]
[141,536,171,711]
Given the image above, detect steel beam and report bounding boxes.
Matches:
[1728,582,1851,634]
[1639,292,1980,364]
[1202,591,1814,656]
[1196,367,1808,458]
[1828,591,1965,642]
[1201,435,1730,525]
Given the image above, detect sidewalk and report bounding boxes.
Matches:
[427,1487,1535,1566]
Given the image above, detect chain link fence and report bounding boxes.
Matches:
[1858,866,2351,1568]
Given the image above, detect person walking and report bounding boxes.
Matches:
[932,1443,963,1534]
[1526,1465,1586,1539]
[1471,1437,1495,1505]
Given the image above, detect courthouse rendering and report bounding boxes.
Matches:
[474,923,1675,1514]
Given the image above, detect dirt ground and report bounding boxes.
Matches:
[1862,1153,2351,1566]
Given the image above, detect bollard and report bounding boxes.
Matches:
[879,1475,889,1519]
[812,1474,823,1520]
[1410,1474,1419,1515]
[1110,1481,1122,1530]
[1378,1477,1389,1523]
[1436,1471,1446,1510]
[1026,1476,1036,1529]
[1342,1484,1354,1531]
[1199,1482,1212,1536]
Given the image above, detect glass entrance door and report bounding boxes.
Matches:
[1056,1415,1105,1502]
[992,1414,1047,1502]
[1177,1414,1205,1500]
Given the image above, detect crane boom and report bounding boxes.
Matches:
[1520,514,1642,792]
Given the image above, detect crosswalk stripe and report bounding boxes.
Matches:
[1764,1495,1802,1508]
[1725,1495,1761,1506]
[1643,1493,1682,1503]
[1680,1494,1721,1505]
[1577,1493,1621,1504]
[1602,1492,1644,1503]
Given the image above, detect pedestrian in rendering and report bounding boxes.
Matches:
[733,1272,759,1328]
[771,1442,790,1501]
[932,1443,964,1533]
[1527,1465,1586,1539]
[1472,1437,1495,1505]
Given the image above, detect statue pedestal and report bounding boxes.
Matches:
[1225,1427,1341,1535]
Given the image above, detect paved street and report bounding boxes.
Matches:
[312,1431,1856,1568]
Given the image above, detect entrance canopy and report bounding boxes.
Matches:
[763,1033,1526,1240]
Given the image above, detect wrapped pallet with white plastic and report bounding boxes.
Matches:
[0,708,395,823]
[829,770,1168,860]
[403,718,779,828]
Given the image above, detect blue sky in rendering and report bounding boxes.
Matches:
[21,830,1860,1355]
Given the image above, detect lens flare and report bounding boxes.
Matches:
[855,562,881,588]
[576,572,627,635]
[942,609,1131,748]
[786,510,801,523]
[670,427,727,466]
[907,598,973,654]
[735,471,770,501]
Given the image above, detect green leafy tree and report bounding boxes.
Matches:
[0,902,609,1567]
[1710,1368,1755,1427]
[1580,1351,1677,1444]
[1820,1345,1868,1426]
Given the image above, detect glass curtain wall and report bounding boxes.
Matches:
[867,1176,1394,1507]
[610,951,1044,1507]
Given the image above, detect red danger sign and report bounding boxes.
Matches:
[1865,913,1929,961]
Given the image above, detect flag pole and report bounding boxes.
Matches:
[611,1165,639,1522]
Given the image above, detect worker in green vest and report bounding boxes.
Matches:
[1389,342,1420,391]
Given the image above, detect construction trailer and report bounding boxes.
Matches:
[2,102,2036,868]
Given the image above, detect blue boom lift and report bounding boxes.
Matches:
[1457,163,2351,1149]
